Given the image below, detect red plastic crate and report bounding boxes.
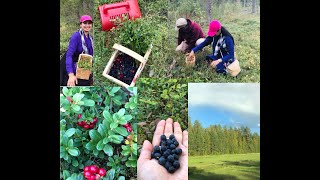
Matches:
[98,0,142,31]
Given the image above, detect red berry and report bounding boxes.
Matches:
[84,166,90,172]
[89,165,99,174]
[83,124,90,129]
[87,175,95,180]
[84,171,92,178]
[98,168,106,176]
[78,114,82,119]
[80,121,86,126]
[123,123,130,127]
[77,122,82,126]
[93,118,98,124]
[89,124,95,129]
[126,126,132,132]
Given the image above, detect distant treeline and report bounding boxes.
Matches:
[188,119,260,155]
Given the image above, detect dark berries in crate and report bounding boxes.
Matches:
[151,134,182,173]
[109,53,138,84]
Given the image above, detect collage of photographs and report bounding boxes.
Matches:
[60,0,260,180]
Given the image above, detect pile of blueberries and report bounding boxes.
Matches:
[109,53,138,84]
[151,134,183,173]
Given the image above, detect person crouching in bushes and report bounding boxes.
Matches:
[175,18,206,54]
[188,20,236,75]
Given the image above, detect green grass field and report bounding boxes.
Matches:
[189,153,260,180]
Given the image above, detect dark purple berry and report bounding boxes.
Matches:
[161,142,167,146]
[167,155,174,162]
[169,134,175,140]
[175,148,182,155]
[168,166,175,173]
[154,152,161,159]
[170,144,176,149]
[154,145,160,152]
[173,154,179,160]
[158,157,166,165]
[165,161,171,170]
[160,134,167,141]
[161,146,167,152]
[173,161,180,169]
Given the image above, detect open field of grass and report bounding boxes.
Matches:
[189,153,260,180]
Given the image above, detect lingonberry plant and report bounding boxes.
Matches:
[60,86,137,180]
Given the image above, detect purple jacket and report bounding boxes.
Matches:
[66,31,93,74]
[177,19,205,52]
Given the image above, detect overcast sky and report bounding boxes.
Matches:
[188,83,260,134]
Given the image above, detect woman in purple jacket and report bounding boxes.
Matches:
[60,15,94,87]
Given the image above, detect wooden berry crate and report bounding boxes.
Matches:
[76,54,93,80]
[102,43,152,88]
[185,54,195,67]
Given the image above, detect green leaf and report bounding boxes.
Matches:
[107,169,115,180]
[83,99,95,106]
[89,130,102,141]
[73,93,85,102]
[118,176,125,180]
[103,137,110,144]
[103,110,113,122]
[67,139,73,148]
[112,95,122,105]
[85,141,96,150]
[118,118,127,125]
[110,87,121,94]
[133,143,137,155]
[117,108,125,116]
[125,103,130,108]
[96,140,105,151]
[110,122,118,129]
[98,124,107,137]
[93,149,99,156]
[72,159,79,167]
[123,115,132,121]
[130,161,137,167]
[103,144,113,156]
[109,135,124,142]
[113,127,128,136]
[65,128,76,137]
[125,161,131,167]
[63,170,70,179]
[72,105,81,112]
[129,103,137,109]
[62,87,69,96]
[60,151,66,158]
[68,148,79,156]
[60,146,66,152]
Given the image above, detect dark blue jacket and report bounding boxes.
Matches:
[192,35,235,63]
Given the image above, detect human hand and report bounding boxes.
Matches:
[210,59,222,68]
[67,73,78,87]
[188,51,195,60]
[137,118,188,180]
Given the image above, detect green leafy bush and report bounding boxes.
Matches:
[136,78,188,151]
[60,86,138,180]
[111,15,155,56]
